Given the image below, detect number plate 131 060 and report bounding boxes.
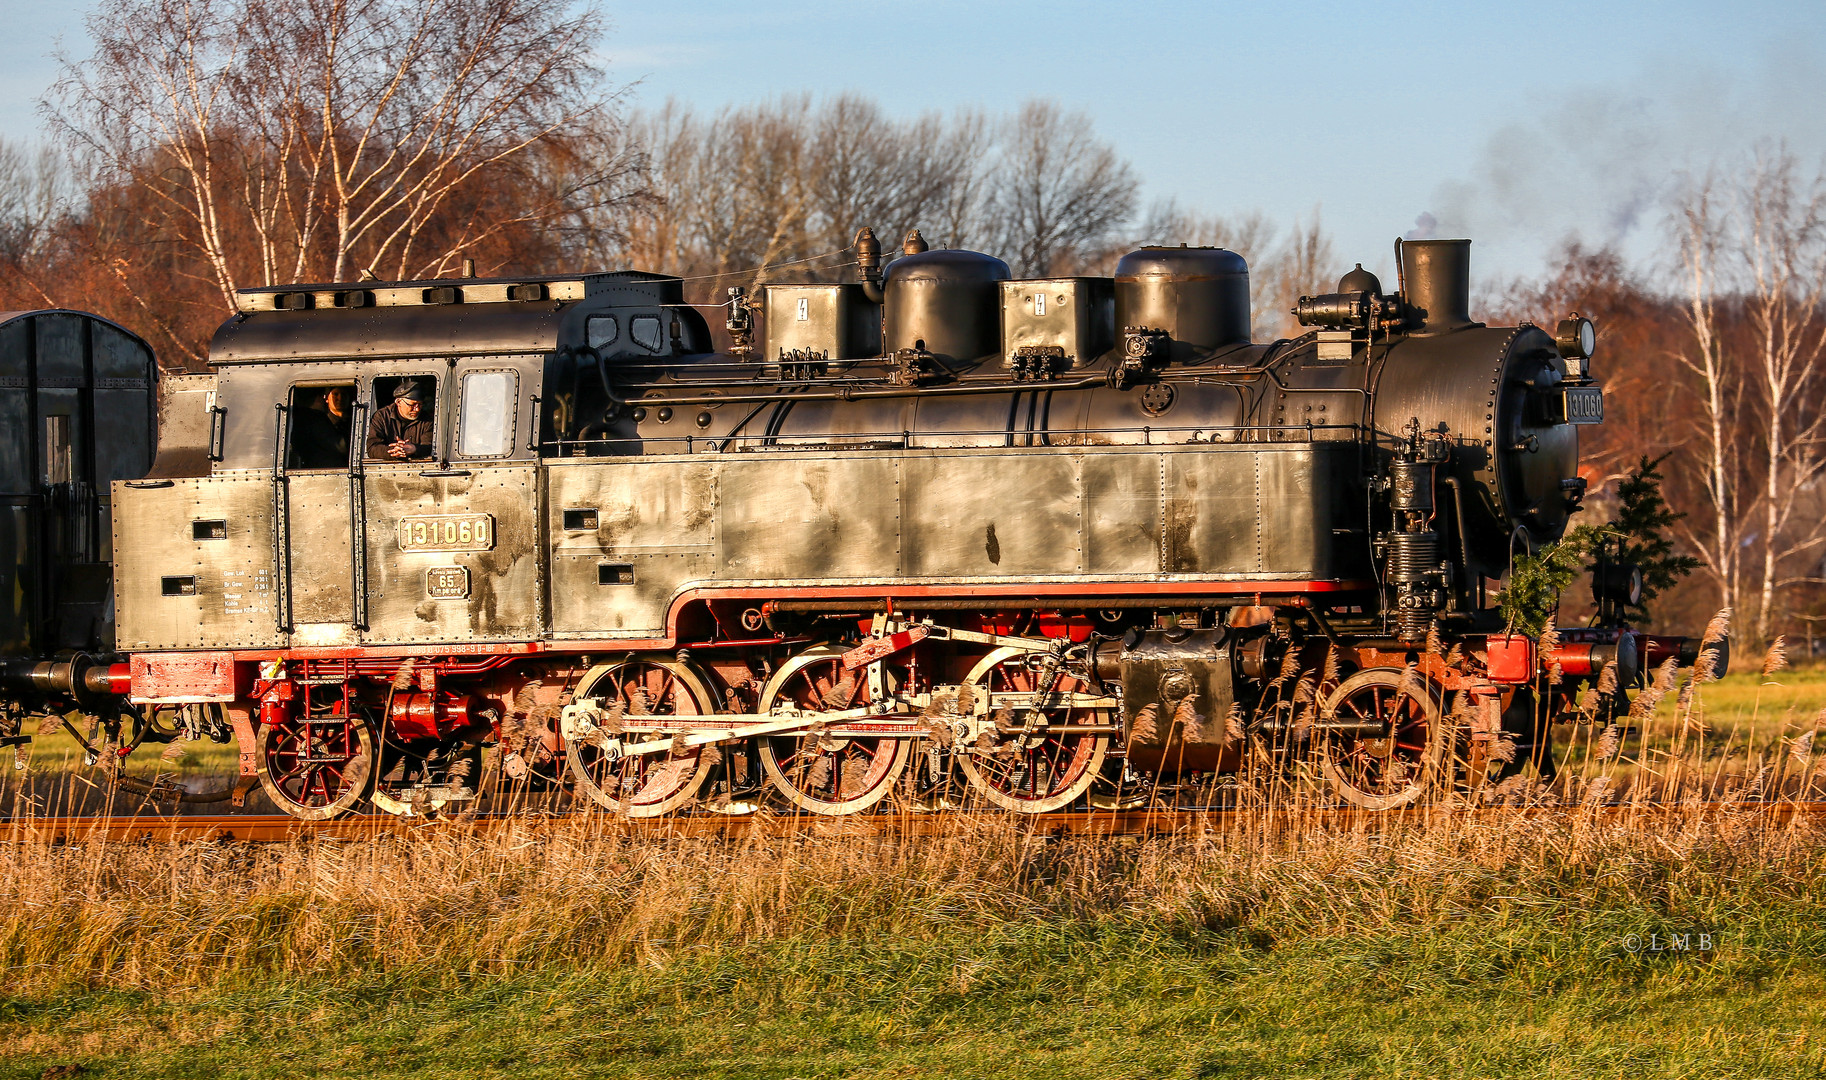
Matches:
[397,513,495,552]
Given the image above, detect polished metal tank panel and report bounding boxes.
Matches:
[763,283,881,362]
[999,278,1115,368]
[1162,448,1343,575]
[546,459,717,635]
[358,465,543,645]
[526,443,1348,640]
[900,453,1081,576]
[718,454,903,581]
[1080,453,1163,573]
[112,475,282,650]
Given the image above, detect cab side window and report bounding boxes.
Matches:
[457,370,517,458]
[630,315,663,353]
[587,315,618,351]
[366,375,438,461]
[286,383,357,469]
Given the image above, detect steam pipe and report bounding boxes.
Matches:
[622,376,1107,408]
[856,227,884,304]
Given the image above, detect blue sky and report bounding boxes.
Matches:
[6,0,1823,287]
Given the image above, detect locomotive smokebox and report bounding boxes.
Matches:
[883,248,1011,366]
[1399,239,1476,334]
[1113,247,1250,362]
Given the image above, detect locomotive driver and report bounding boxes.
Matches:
[366,379,435,460]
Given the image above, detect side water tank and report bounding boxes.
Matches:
[883,248,1011,366]
[1114,247,1250,361]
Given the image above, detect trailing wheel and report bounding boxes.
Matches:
[255,710,377,821]
[567,658,716,817]
[1315,667,1444,809]
[757,646,911,815]
[957,647,1109,813]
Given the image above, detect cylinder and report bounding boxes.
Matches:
[1113,247,1250,361]
[882,249,1010,365]
[1399,239,1474,333]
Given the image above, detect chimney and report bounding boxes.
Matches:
[1399,239,1475,333]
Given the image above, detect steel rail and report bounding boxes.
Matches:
[8,802,1826,844]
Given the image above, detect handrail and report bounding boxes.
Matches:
[271,404,294,636]
[540,421,1370,457]
[347,400,370,632]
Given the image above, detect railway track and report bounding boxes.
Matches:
[7,801,1826,843]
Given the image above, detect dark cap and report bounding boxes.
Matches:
[393,380,429,403]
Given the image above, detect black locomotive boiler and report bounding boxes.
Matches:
[2,229,1720,817]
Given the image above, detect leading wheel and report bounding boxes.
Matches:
[957,647,1109,813]
[1315,667,1443,810]
[255,710,377,821]
[567,658,716,817]
[757,646,911,816]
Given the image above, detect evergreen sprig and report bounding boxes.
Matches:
[1496,455,1700,635]
[1499,525,1602,637]
[1603,453,1702,622]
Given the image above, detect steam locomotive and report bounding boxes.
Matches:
[0,229,1721,818]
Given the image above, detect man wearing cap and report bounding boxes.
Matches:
[366,379,435,460]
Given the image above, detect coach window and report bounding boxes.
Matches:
[630,315,664,353]
[586,315,618,351]
[286,383,357,469]
[457,370,518,458]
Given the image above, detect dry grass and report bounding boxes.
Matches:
[2,806,1820,996]
[2,662,1825,1075]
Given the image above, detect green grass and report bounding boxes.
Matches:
[14,717,240,779]
[5,921,1825,1079]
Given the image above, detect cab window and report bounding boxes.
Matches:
[366,375,438,462]
[587,315,618,351]
[285,383,356,469]
[457,370,517,458]
[630,315,664,353]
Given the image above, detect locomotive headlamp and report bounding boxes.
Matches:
[1555,314,1596,377]
[1593,560,1644,607]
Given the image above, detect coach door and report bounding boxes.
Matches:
[359,361,544,646]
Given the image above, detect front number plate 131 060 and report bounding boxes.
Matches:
[1561,386,1604,424]
[397,513,495,552]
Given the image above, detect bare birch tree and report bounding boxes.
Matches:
[47,0,622,308]
[986,100,1138,277]
[1739,146,1826,640]
[1667,172,1749,621]
[0,140,70,266]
